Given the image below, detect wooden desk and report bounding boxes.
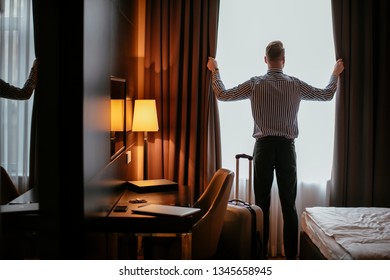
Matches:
[103,185,196,259]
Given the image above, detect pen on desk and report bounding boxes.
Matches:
[138,203,150,208]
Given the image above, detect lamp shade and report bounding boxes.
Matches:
[111,99,124,131]
[126,99,133,131]
[132,99,159,132]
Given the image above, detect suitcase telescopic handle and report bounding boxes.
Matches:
[235,154,253,202]
[235,154,253,160]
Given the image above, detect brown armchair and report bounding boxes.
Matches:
[1,166,20,204]
[143,168,234,259]
[191,168,234,259]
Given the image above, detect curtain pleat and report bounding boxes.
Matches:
[330,0,390,206]
[144,0,221,199]
[28,0,40,191]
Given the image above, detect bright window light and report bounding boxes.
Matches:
[217,0,335,185]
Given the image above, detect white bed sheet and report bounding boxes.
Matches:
[301,207,390,259]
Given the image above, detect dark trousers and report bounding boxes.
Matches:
[253,137,298,259]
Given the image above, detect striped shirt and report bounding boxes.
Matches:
[211,68,338,139]
[0,61,38,100]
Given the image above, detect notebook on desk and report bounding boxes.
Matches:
[132,204,201,217]
[127,179,178,193]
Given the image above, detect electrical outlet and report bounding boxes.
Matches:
[126,151,131,164]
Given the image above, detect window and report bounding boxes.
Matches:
[0,0,35,192]
[217,0,335,186]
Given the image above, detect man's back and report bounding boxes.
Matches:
[250,69,302,139]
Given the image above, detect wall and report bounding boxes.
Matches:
[83,0,144,259]
[26,0,143,259]
[83,0,142,216]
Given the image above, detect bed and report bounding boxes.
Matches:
[299,207,390,260]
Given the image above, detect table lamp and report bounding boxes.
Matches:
[132,99,159,179]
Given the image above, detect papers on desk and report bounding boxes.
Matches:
[0,202,39,213]
[127,179,178,193]
[132,204,201,217]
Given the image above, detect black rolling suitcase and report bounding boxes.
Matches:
[216,154,263,259]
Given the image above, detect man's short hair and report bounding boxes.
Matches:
[266,40,285,61]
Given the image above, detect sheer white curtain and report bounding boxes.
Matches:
[0,0,34,193]
[217,0,335,257]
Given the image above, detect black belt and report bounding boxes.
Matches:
[256,136,294,142]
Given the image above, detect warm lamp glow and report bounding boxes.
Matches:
[126,99,133,131]
[132,99,159,132]
[111,99,124,131]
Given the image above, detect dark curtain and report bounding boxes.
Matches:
[144,0,221,198]
[29,0,40,190]
[330,0,390,207]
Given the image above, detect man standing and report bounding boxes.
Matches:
[207,40,344,259]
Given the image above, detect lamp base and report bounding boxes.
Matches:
[143,132,148,180]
